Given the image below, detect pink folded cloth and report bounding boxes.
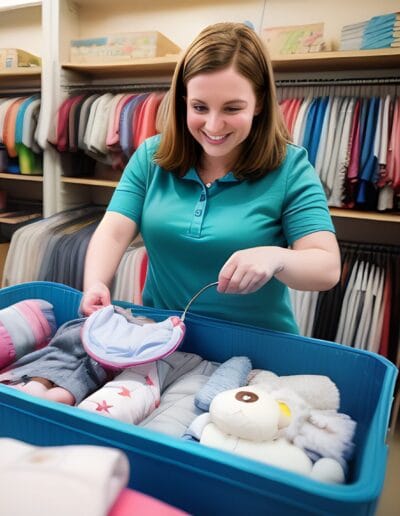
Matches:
[109,488,188,516]
[0,299,57,369]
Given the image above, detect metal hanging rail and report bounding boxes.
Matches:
[275,76,400,87]
[0,87,41,95]
[63,82,171,93]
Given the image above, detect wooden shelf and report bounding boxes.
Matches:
[271,48,400,72]
[58,180,400,223]
[0,172,43,182]
[330,208,400,223]
[0,67,41,79]
[0,212,41,224]
[61,176,119,188]
[61,55,180,78]
[61,49,400,78]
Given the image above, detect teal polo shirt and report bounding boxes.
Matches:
[108,135,335,333]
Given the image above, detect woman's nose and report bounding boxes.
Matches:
[204,112,224,133]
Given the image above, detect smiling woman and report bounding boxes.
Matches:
[80,22,340,335]
[186,67,259,185]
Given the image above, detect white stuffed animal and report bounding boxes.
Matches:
[200,385,346,484]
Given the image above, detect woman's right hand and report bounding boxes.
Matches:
[80,282,111,316]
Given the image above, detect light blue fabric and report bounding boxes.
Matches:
[357,97,380,204]
[182,412,211,441]
[15,95,39,144]
[308,97,329,166]
[108,135,335,333]
[82,305,185,367]
[119,93,149,158]
[302,98,319,155]
[194,356,252,412]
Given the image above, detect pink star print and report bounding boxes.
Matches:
[95,400,113,413]
[118,386,132,397]
[145,375,154,386]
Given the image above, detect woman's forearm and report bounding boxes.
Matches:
[274,246,341,291]
[83,212,138,290]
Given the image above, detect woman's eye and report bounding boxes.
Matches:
[192,105,207,112]
[225,106,241,112]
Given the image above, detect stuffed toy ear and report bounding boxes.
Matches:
[277,401,292,429]
[0,299,57,369]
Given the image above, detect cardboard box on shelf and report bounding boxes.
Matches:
[70,31,181,63]
[262,23,326,56]
[0,48,41,70]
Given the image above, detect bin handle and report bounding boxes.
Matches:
[180,281,219,322]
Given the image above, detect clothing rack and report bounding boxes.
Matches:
[64,76,400,93]
[275,76,400,87]
[340,240,400,254]
[63,82,171,93]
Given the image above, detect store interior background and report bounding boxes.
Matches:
[0,1,399,514]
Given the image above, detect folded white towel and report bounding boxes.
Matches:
[0,438,129,516]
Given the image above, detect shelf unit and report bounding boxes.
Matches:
[61,56,180,79]
[0,67,41,78]
[0,0,388,237]
[269,49,400,243]
[61,176,118,188]
[329,208,400,224]
[61,48,400,78]
[59,50,400,232]
[0,67,41,104]
[271,48,400,72]
[0,2,45,226]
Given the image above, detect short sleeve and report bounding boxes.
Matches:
[107,137,157,225]
[282,145,335,245]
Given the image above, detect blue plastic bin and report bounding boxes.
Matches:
[0,281,397,515]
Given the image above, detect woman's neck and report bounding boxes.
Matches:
[198,155,234,184]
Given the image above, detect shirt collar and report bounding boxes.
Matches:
[182,168,240,185]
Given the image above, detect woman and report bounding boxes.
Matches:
[81,22,340,333]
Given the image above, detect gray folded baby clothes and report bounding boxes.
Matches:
[0,318,110,404]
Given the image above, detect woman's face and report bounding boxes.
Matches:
[186,66,259,167]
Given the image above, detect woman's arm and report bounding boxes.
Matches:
[81,211,139,314]
[217,231,341,294]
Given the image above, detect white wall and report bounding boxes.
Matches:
[75,0,400,51]
[76,0,265,49]
[0,0,398,56]
[0,5,42,55]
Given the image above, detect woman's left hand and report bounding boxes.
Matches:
[217,247,284,294]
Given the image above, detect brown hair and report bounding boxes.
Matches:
[155,22,289,180]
